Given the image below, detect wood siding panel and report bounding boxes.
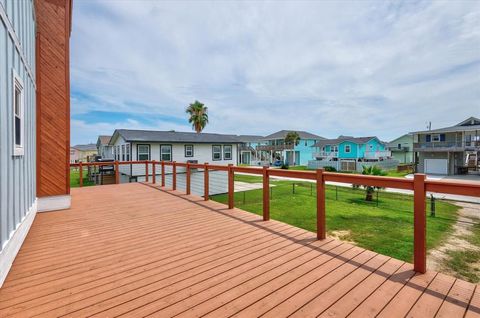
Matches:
[35,0,71,197]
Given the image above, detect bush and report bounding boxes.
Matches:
[281,163,289,169]
[324,166,337,172]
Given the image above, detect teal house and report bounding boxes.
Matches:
[256,130,325,166]
[311,136,394,171]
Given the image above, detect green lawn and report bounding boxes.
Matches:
[212,180,458,262]
[445,222,480,282]
[70,169,94,188]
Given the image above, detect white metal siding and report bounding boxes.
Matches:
[424,159,448,175]
[0,1,36,250]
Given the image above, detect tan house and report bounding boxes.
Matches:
[70,144,98,163]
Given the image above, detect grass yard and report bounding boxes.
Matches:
[213,179,458,262]
[70,169,94,188]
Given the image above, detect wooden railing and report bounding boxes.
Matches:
[70,160,480,273]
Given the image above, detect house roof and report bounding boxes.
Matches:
[97,135,112,145]
[71,144,97,151]
[388,133,413,144]
[262,130,324,140]
[112,129,242,144]
[234,135,265,143]
[312,136,379,147]
[411,117,480,134]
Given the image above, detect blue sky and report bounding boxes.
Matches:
[70,0,480,145]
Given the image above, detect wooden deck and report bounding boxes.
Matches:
[0,183,478,317]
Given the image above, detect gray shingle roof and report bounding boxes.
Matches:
[313,136,378,147]
[115,129,242,144]
[262,130,324,140]
[411,117,480,134]
[97,135,111,145]
[72,144,97,151]
[234,135,265,143]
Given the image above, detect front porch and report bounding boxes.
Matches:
[0,183,478,317]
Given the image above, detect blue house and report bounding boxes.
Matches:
[311,136,395,171]
[256,130,325,166]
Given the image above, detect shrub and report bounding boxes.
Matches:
[324,166,337,172]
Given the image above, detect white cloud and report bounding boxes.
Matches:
[71,0,480,144]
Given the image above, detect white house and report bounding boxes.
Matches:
[109,129,241,187]
[96,135,113,159]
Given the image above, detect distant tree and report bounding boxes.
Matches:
[361,165,387,201]
[284,131,301,165]
[186,100,208,133]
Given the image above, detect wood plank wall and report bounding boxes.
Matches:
[35,0,71,197]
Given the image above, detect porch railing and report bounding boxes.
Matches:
[70,160,480,274]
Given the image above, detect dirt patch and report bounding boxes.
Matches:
[330,230,355,244]
[428,202,480,282]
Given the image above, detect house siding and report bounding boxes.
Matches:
[291,139,317,165]
[0,0,36,259]
[338,141,358,159]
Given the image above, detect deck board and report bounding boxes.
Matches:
[0,183,478,317]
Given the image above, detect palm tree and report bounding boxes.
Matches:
[361,165,387,201]
[186,100,208,133]
[284,131,300,166]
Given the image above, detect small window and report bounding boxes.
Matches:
[137,144,150,161]
[161,145,172,161]
[345,145,351,153]
[304,141,307,146]
[223,145,232,160]
[121,145,125,161]
[397,143,402,149]
[212,145,222,161]
[184,144,194,157]
[117,146,120,160]
[432,134,441,142]
[125,144,130,161]
[13,72,24,156]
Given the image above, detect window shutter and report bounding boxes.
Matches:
[440,134,446,142]
[426,134,431,142]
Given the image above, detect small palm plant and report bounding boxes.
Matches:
[361,165,387,201]
[284,131,301,165]
[186,100,208,133]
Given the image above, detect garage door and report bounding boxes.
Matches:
[424,159,448,175]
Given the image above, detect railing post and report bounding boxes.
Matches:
[79,162,83,187]
[263,166,270,221]
[316,168,326,240]
[172,161,177,191]
[115,161,119,184]
[161,161,165,187]
[145,161,149,183]
[228,164,234,209]
[186,162,191,195]
[152,161,156,184]
[204,162,209,201]
[414,173,427,273]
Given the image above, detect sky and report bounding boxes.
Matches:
[70,0,480,145]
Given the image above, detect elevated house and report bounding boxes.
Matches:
[310,136,396,171]
[235,135,265,165]
[96,135,113,159]
[412,116,480,175]
[256,130,324,166]
[0,0,71,285]
[388,133,414,164]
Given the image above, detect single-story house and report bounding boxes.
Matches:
[96,135,113,159]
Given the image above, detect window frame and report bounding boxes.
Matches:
[431,134,441,142]
[223,144,232,160]
[121,144,125,161]
[125,144,130,161]
[184,144,194,158]
[160,144,173,162]
[137,144,151,161]
[12,70,24,156]
[345,145,351,153]
[212,145,222,161]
